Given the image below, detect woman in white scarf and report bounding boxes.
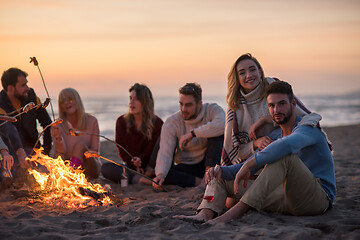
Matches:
[221,53,308,166]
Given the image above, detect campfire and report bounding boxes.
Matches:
[27,148,118,209]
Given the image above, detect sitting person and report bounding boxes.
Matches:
[222,53,310,208]
[174,81,336,224]
[0,68,51,177]
[51,88,100,179]
[153,83,225,189]
[101,83,163,184]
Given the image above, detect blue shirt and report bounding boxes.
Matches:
[221,116,336,205]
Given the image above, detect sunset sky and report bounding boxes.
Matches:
[1,0,359,99]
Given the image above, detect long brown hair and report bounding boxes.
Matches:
[124,83,155,140]
[226,53,268,111]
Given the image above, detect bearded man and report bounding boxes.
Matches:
[153,83,225,189]
[0,68,52,175]
[174,81,335,223]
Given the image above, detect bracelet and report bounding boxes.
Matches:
[190,129,196,138]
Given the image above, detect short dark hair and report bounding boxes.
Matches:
[265,81,294,102]
[1,68,28,91]
[179,83,202,103]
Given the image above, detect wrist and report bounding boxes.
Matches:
[245,157,257,168]
[157,173,165,180]
[190,129,196,138]
[0,149,9,155]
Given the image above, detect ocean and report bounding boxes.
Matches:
[51,93,360,140]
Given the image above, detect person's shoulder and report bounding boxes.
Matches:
[154,115,164,125]
[164,111,182,126]
[116,114,126,122]
[86,113,98,124]
[204,102,223,108]
[203,102,225,113]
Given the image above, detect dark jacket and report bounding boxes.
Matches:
[0,88,52,155]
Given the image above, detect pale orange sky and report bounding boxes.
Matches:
[0,0,359,98]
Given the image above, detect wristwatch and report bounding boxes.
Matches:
[190,129,196,138]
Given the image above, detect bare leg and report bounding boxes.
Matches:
[72,142,100,179]
[173,208,216,222]
[226,197,239,209]
[207,201,250,224]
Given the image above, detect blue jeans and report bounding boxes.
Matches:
[164,135,224,187]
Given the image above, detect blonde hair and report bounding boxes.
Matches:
[124,83,155,140]
[58,88,88,131]
[226,53,268,111]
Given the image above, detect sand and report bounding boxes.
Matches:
[0,125,359,239]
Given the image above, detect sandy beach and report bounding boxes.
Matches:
[0,124,359,239]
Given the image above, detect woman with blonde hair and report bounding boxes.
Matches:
[51,88,100,179]
[101,83,163,184]
[222,53,308,166]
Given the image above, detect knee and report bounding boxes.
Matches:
[83,157,100,179]
[73,141,87,153]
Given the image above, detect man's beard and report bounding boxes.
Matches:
[14,90,28,101]
[273,107,293,125]
[182,105,199,120]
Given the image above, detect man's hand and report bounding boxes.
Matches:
[204,166,222,185]
[152,174,165,190]
[234,157,256,194]
[253,136,273,150]
[1,150,14,171]
[16,148,29,169]
[179,132,193,151]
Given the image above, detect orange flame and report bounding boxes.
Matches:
[27,148,112,209]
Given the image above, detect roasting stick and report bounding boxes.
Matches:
[0,102,36,127]
[30,57,55,121]
[32,119,63,151]
[69,129,134,159]
[84,151,166,191]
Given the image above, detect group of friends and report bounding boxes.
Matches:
[0,53,336,224]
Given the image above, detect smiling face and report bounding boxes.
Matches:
[129,90,142,116]
[236,59,262,94]
[60,94,77,116]
[179,94,202,120]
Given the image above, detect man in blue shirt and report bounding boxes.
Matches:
[174,81,336,224]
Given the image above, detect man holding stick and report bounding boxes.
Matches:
[0,68,52,175]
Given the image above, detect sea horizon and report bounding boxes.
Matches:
[44,91,360,140]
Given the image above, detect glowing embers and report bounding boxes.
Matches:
[27,148,113,209]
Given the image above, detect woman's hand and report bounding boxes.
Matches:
[51,126,62,141]
[131,157,144,173]
[253,136,273,150]
[249,115,273,140]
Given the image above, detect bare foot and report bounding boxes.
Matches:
[173,209,215,222]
